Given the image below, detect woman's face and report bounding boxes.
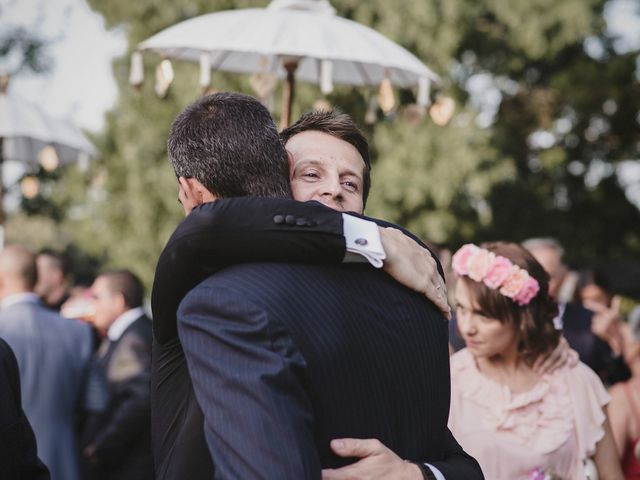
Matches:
[456,279,519,360]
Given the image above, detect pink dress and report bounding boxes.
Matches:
[449,349,610,480]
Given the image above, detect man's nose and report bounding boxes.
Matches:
[321,178,343,198]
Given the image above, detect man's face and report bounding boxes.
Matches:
[35,255,59,297]
[286,130,365,214]
[527,246,565,300]
[90,276,122,332]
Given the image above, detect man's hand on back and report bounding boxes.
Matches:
[322,439,423,480]
[379,227,451,320]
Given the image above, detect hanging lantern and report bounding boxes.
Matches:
[377,71,395,114]
[429,96,455,126]
[320,59,333,95]
[312,99,332,112]
[155,59,174,98]
[364,94,378,125]
[38,145,59,171]
[199,52,211,90]
[21,176,40,199]
[417,77,431,107]
[129,51,144,88]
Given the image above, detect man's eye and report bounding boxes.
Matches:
[342,181,359,192]
[302,171,319,179]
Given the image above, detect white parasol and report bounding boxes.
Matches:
[134,0,439,127]
[0,75,95,224]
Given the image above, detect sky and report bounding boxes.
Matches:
[1,0,639,206]
[1,0,126,133]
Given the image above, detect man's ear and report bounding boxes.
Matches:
[178,177,218,213]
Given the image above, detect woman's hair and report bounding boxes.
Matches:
[459,242,560,365]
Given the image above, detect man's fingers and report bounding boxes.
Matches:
[330,438,384,458]
[611,296,622,313]
[427,282,451,320]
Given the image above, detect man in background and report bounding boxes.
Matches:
[83,270,153,480]
[0,245,93,480]
[523,237,630,385]
[35,249,70,311]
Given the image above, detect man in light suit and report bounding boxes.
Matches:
[0,245,93,480]
[82,270,153,480]
[163,93,482,479]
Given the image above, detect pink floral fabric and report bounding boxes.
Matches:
[448,349,610,480]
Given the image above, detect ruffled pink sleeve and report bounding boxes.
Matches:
[561,362,611,460]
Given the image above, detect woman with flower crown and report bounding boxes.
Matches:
[448,242,622,480]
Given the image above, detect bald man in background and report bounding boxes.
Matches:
[0,245,94,480]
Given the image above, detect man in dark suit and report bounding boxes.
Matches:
[0,337,50,480]
[523,237,630,385]
[0,245,94,480]
[82,270,153,480]
[156,93,482,479]
[152,110,454,479]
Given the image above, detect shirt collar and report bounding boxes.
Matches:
[552,301,567,330]
[1,292,41,310]
[107,307,145,341]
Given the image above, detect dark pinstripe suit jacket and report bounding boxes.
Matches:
[152,198,482,479]
[0,338,50,480]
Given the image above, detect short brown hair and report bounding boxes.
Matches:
[281,110,372,207]
[459,242,560,365]
[100,270,145,309]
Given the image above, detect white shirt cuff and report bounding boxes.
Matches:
[425,463,446,480]
[341,214,386,268]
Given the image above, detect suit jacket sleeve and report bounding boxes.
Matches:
[177,281,321,479]
[426,428,484,479]
[0,338,51,480]
[152,197,347,344]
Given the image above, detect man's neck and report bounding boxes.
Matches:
[0,285,31,302]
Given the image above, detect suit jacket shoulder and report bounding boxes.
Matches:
[152,198,346,344]
[0,338,50,480]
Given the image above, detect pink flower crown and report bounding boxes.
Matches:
[452,243,540,306]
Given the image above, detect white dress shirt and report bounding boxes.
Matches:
[106,306,145,342]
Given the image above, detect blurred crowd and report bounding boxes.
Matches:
[0,246,152,480]
[0,236,639,479]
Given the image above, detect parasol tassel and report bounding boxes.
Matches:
[417,77,431,107]
[377,71,395,114]
[129,51,144,88]
[320,59,333,95]
[155,59,174,98]
[199,52,211,89]
[429,96,455,126]
[365,94,378,124]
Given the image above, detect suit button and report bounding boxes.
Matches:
[355,238,368,246]
[285,215,296,225]
[273,215,285,225]
[296,218,307,226]
[307,220,317,227]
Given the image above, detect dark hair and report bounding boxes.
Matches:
[574,268,612,301]
[280,109,372,207]
[38,248,69,277]
[100,270,144,309]
[459,242,560,365]
[167,92,292,199]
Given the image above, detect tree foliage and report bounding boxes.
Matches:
[43,0,640,288]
